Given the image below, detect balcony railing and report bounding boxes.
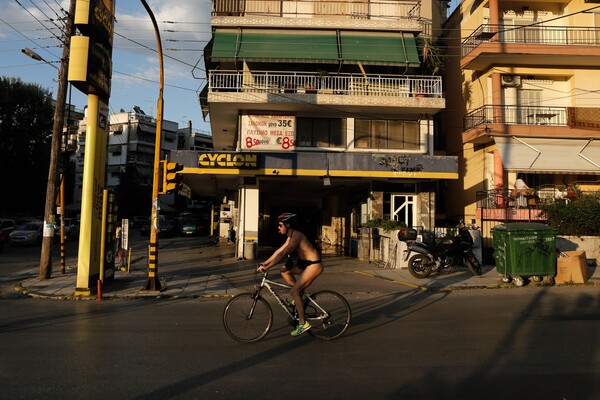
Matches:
[464,105,567,131]
[462,24,600,57]
[209,71,443,98]
[213,0,421,21]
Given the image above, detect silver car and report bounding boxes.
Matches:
[10,221,43,245]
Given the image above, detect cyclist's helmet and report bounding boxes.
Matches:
[277,212,297,224]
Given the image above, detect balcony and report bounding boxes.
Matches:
[475,186,575,222]
[209,70,443,98]
[461,105,600,146]
[461,24,600,70]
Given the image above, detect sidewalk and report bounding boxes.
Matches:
[15,243,600,299]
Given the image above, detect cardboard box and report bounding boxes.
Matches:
[556,250,588,284]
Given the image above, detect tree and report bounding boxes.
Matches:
[0,77,54,215]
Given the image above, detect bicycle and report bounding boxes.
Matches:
[223,270,351,343]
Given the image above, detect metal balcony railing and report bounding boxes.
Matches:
[209,71,443,98]
[212,0,421,21]
[462,24,600,57]
[464,105,567,131]
[476,185,584,212]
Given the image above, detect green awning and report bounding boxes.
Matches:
[198,83,209,120]
[340,32,420,66]
[211,29,339,63]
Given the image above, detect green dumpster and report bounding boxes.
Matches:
[491,222,557,286]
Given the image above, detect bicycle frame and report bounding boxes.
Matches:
[252,272,329,322]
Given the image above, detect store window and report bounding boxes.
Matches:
[297,117,346,148]
[355,119,419,150]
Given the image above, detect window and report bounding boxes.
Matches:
[391,194,416,228]
[296,118,346,148]
[355,119,419,150]
[518,89,542,124]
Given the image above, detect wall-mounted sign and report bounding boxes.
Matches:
[240,115,296,151]
[68,36,112,100]
[198,153,258,168]
[74,0,115,47]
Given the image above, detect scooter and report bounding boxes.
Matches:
[398,223,482,279]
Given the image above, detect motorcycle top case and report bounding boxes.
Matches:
[397,228,418,241]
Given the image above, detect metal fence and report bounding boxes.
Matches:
[463,24,600,56]
[209,71,443,98]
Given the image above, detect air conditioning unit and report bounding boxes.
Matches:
[502,75,521,87]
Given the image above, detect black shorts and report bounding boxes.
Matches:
[297,259,322,270]
[284,256,322,270]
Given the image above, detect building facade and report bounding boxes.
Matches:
[444,0,600,252]
[71,107,199,213]
[189,0,458,258]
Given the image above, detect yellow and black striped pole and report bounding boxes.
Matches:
[59,174,66,274]
[142,0,163,291]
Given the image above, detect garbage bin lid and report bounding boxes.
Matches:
[491,222,556,232]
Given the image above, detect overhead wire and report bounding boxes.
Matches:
[5,2,600,134]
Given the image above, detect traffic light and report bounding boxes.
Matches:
[161,161,184,194]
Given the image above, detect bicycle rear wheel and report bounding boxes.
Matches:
[306,290,351,341]
[223,293,273,343]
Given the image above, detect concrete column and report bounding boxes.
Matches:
[237,186,259,259]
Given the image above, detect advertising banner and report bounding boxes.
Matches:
[240,115,296,151]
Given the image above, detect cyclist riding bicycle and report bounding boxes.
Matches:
[257,212,323,336]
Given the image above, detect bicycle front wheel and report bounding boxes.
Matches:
[223,293,273,343]
[306,290,351,341]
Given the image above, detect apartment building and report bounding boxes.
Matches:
[191,0,457,258]
[444,0,600,251]
[71,107,181,214]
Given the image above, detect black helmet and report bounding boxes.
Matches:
[277,212,297,223]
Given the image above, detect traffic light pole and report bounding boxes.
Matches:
[141,0,163,291]
[39,0,76,280]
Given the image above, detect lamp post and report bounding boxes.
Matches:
[21,47,70,275]
[140,0,164,291]
[21,0,76,280]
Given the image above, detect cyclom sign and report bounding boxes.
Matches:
[241,115,296,151]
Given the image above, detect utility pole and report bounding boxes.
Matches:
[141,0,164,291]
[39,0,76,279]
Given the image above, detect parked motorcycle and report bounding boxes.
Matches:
[398,223,482,279]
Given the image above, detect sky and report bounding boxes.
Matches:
[0,0,213,133]
[1,0,462,135]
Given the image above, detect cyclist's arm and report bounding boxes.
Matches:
[258,235,299,271]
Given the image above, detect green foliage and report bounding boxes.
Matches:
[363,218,406,232]
[418,36,445,75]
[540,191,600,236]
[0,76,54,214]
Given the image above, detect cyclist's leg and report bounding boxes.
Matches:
[280,265,297,286]
[291,263,323,324]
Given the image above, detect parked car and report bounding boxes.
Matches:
[159,218,179,237]
[180,217,203,236]
[140,217,179,237]
[0,218,15,237]
[54,218,79,239]
[10,221,43,245]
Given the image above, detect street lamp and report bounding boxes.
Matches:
[21,48,58,68]
[21,0,76,280]
[22,46,73,275]
[140,0,165,291]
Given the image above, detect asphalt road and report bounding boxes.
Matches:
[0,286,598,399]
